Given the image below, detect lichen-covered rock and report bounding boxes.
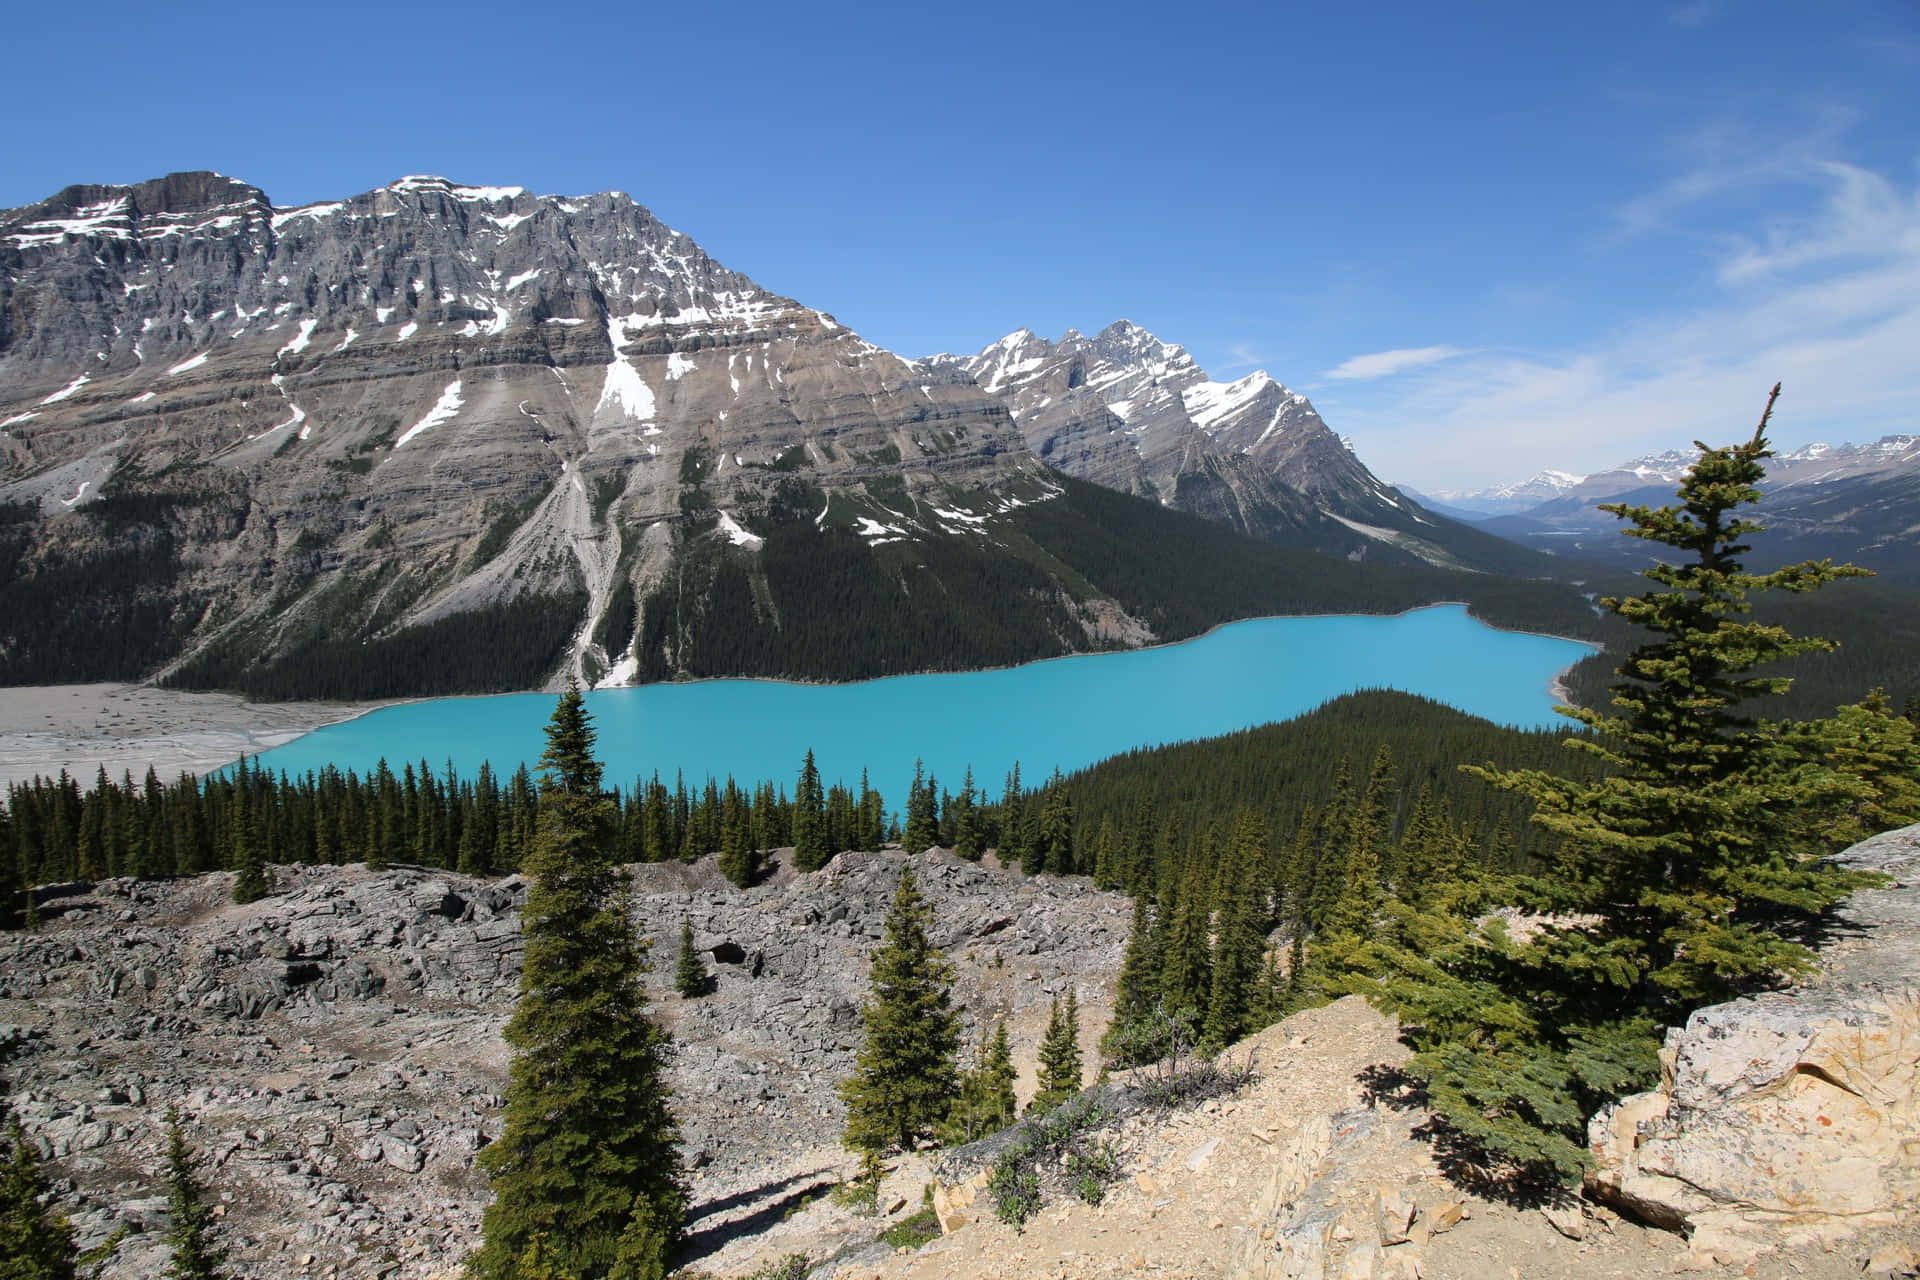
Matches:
[1587,822,1920,1264]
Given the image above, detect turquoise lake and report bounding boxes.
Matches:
[246,605,1594,805]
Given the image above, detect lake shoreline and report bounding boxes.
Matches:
[0,684,399,793]
[0,604,1600,791]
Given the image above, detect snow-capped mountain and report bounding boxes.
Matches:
[922,322,1534,572]
[1420,470,1586,516]
[1458,436,1920,582]
[0,172,1073,689]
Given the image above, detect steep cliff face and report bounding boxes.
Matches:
[921,322,1533,571]
[0,173,1057,689]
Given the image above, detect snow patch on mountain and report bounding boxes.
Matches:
[597,316,658,424]
[396,380,463,448]
[40,374,90,404]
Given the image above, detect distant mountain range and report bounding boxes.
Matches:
[0,172,1577,696]
[1403,436,1920,582]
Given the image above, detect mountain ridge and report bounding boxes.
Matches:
[918,321,1547,574]
[1419,434,1920,581]
[1,171,1587,696]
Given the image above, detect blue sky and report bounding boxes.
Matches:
[6,0,1916,489]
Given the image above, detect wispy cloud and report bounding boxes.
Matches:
[1217,342,1266,372]
[1667,0,1728,27]
[1326,345,1466,381]
[1344,152,1920,490]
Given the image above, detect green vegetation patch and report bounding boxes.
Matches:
[166,591,587,699]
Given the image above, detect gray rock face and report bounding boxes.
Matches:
[0,849,1129,1279]
[0,172,1044,687]
[1587,822,1920,1266]
[920,321,1496,568]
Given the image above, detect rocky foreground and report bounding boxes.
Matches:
[3,827,1917,1280]
[0,849,1128,1279]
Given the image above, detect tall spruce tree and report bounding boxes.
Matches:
[1473,388,1876,1008]
[1028,989,1083,1114]
[839,865,961,1174]
[902,760,938,855]
[0,1121,76,1280]
[716,786,760,889]
[792,751,829,871]
[1038,771,1075,875]
[161,1108,225,1280]
[1203,813,1270,1049]
[1100,893,1163,1067]
[673,918,711,999]
[473,687,684,1280]
[1359,389,1888,1180]
[951,767,984,860]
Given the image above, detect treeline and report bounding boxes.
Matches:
[0,752,875,908]
[163,591,589,701]
[1034,690,1600,883]
[0,687,1593,925]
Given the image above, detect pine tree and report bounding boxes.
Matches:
[1203,813,1270,1049]
[0,1121,77,1280]
[1029,989,1083,1114]
[473,687,684,1280]
[952,767,984,860]
[1038,772,1075,876]
[1472,388,1875,1007]
[1321,747,1392,941]
[1394,782,1462,910]
[1304,762,1354,931]
[161,1108,225,1280]
[673,918,711,998]
[717,783,760,888]
[1159,832,1214,1021]
[227,771,268,905]
[792,751,828,871]
[902,760,938,855]
[1362,390,1887,1182]
[996,764,1027,870]
[1099,893,1162,1067]
[939,1023,1017,1146]
[839,865,961,1168]
[856,769,886,852]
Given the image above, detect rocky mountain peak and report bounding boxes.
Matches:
[920,319,1507,569]
[1084,319,1200,385]
[0,169,1046,692]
